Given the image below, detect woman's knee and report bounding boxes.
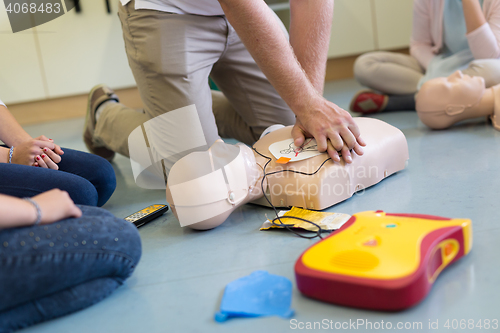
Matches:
[354,52,376,84]
[0,210,141,313]
[77,206,142,271]
[67,179,99,206]
[353,51,391,87]
[89,157,116,207]
[112,219,142,272]
[57,149,116,206]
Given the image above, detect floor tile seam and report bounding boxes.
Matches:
[127,260,296,289]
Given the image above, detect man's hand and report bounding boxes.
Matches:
[218,0,366,163]
[292,96,366,163]
[30,189,82,224]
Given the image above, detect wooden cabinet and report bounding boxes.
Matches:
[269,0,413,58]
[0,9,47,104]
[328,0,377,58]
[1,0,135,104]
[373,0,414,50]
[1,0,413,105]
[34,0,135,98]
[329,0,413,57]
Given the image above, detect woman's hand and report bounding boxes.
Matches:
[34,135,64,155]
[0,190,81,228]
[0,103,64,168]
[30,189,82,225]
[11,137,63,170]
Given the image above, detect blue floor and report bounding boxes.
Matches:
[20,79,500,332]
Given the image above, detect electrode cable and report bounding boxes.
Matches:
[252,146,336,239]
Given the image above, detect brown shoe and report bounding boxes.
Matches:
[83,84,119,162]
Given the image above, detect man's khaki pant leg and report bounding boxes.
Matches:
[94,103,149,157]
[95,1,231,158]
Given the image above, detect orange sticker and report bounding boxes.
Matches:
[444,242,454,256]
[276,157,291,164]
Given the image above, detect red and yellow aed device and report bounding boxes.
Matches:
[295,211,472,311]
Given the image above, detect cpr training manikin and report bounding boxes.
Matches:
[166,117,409,230]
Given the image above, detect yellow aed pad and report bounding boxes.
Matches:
[260,206,351,232]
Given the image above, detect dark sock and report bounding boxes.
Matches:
[384,94,416,111]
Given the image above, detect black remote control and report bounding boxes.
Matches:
[124,204,169,228]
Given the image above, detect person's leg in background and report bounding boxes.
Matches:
[462,59,500,88]
[351,51,425,114]
[210,14,296,146]
[0,205,142,332]
[354,51,424,94]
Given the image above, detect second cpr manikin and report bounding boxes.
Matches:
[416,70,500,130]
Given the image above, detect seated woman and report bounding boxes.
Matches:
[0,98,116,206]
[350,0,500,114]
[0,189,141,332]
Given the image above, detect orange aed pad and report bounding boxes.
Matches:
[294,210,472,311]
[276,157,291,164]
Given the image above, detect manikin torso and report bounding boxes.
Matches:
[166,117,409,230]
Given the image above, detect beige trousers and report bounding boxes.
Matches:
[354,51,500,95]
[93,0,295,157]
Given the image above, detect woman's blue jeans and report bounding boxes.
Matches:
[0,147,116,207]
[0,206,142,332]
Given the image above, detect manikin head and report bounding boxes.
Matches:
[416,71,486,129]
[417,71,485,112]
[166,140,261,230]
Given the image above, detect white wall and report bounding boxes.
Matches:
[328,0,413,58]
[373,0,414,50]
[0,9,47,104]
[36,1,135,99]
[329,0,377,58]
[0,0,413,105]
[0,0,135,104]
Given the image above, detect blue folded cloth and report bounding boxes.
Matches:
[215,270,294,322]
